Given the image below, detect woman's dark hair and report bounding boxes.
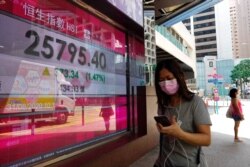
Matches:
[229,88,238,98]
[154,59,194,108]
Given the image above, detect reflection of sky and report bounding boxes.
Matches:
[107,0,143,26]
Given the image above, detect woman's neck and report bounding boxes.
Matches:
[170,94,181,107]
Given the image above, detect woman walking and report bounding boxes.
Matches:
[153,59,212,167]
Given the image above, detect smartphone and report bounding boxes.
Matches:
[154,116,171,127]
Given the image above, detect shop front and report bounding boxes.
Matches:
[0,1,146,166]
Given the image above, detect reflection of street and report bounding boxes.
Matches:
[0,106,118,165]
[0,106,116,138]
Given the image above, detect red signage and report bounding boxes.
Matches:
[0,0,126,54]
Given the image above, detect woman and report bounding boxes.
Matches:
[154,59,211,167]
[229,88,244,142]
[99,97,114,133]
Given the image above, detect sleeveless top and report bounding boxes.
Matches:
[232,100,243,115]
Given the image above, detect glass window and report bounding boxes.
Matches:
[194,29,216,36]
[196,44,217,50]
[200,7,214,14]
[194,22,215,29]
[0,1,139,166]
[193,14,215,22]
[209,61,214,67]
[195,36,216,43]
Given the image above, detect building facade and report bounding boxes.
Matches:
[183,7,218,58]
[215,0,234,59]
[229,0,250,58]
[144,13,197,86]
[183,1,238,96]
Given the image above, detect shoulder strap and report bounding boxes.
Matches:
[159,133,163,156]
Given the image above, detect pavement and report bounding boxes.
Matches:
[129,99,250,167]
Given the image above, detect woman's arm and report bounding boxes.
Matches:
[178,124,211,146]
[157,120,211,146]
[157,96,211,146]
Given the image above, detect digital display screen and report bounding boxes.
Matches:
[0,0,143,166]
[107,0,143,26]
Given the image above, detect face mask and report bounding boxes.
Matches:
[159,79,179,95]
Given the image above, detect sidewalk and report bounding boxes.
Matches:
[130,100,250,167]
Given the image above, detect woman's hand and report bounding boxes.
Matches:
[156,116,211,146]
[240,114,244,120]
[156,116,184,139]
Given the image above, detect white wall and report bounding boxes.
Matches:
[156,22,197,78]
[215,0,234,59]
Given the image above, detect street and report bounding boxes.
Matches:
[203,99,250,167]
[130,98,250,167]
[207,98,250,140]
